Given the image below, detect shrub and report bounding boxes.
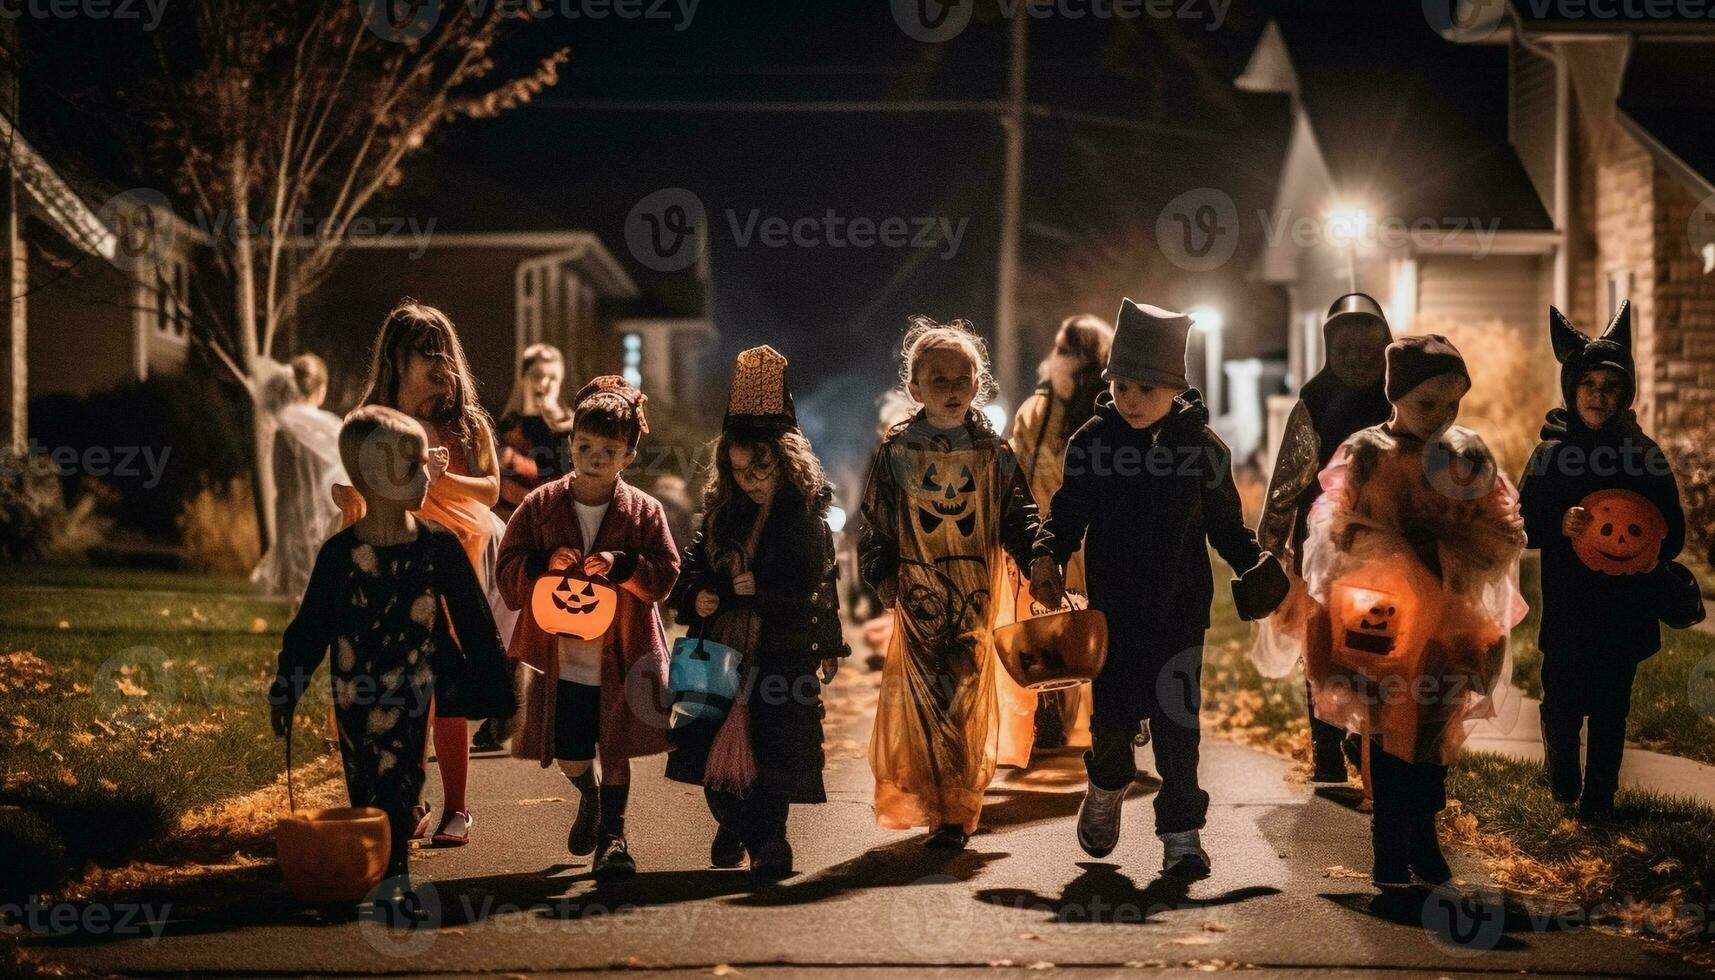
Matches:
[1661,422,1715,567]
[178,476,262,576]
[0,451,112,562]
[1415,315,1559,482]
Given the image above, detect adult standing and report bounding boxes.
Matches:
[251,353,347,610]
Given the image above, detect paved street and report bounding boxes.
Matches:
[18,662,1702,978]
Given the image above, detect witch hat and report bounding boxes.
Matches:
[723,345,797,436]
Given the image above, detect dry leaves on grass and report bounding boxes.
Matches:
[1323,865,1368,879]
[0,651,56,696]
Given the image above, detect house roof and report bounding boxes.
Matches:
[1507,0,1715,34]
[1256,1,1554,233]
[1615,41,1715,200]
[0,112,114,260]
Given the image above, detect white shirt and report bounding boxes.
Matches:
[555,500,611,685]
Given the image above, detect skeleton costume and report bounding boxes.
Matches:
[860,408,1040,833]
[270,522,513,879]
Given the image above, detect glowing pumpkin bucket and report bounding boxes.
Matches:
[275,731,390,906]
[1325,557,1443,682]
[1573,488,1666,576]
[532,570,618,640]
[994,607,1108,691]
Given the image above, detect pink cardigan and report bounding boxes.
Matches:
[495,475,680,780]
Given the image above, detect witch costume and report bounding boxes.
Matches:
[667,346,848,869]
[859,397,1041,836]
[1518,302,1688,816]
[1254,293,1395,778]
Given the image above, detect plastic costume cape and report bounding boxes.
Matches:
[862,414,1038,833]
[252,401,349,608]
[1259,425,1527,765]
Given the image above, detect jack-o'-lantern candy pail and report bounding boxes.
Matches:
[276,806,391,904]
[1572,488,1666,576]
[532,571,618,640]
[1325,556,1443,681]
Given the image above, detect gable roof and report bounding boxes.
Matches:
[1250,1,1553,233]
[1615,41,1715,200]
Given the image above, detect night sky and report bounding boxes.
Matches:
[19,0,1310,473]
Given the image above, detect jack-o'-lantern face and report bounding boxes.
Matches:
[1573,489,1666,576]
[915,461,977,536]
[1335,586,1399,657]
[531,571,617,640]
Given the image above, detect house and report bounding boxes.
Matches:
[0,117,202,452]
[1240,1,1715,452]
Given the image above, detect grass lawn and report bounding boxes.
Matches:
[0,563,328,903]
[1508,555,1715,766]
[1198,558,1715,949]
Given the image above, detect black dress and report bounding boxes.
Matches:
[666,483,848,804]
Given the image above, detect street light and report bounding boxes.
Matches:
[1326,203,1370,292]
[1188,306,1224,418]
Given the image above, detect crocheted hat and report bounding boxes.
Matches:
[571,375,650,435]
[1103,299,1191,389]
[724,345,798,436]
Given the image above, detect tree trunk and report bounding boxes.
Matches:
[229,141,277,555]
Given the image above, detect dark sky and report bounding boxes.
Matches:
[19,0,1297,474]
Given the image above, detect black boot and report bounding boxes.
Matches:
[1371,811,1411,889]
[1408,813,1452,886]
[1311,737,1349,785]
[1033,692,1066,750]
[566,768,600,857]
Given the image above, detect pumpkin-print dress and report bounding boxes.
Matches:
[858,412,1040,833]
[271,520,507,875]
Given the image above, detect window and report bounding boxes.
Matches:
[622,332,643,388]
[1607,269,1631,317]
[141,255,190,343]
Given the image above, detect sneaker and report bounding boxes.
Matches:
[432,810,471,847]
[1077,782,1126,858]
[925,824,969,850]
[567,785,600,857]
[1159,830,1210,879]
[749,839,793,881]
[410,801,433,841]
[710,825,745,869]
[593,834,637,880]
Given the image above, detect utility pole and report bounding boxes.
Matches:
[994,10,1027,405]
[0,20,24,454]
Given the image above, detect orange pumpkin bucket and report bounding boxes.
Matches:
[531,570,618,639]
[275,730,390,906]
[994,607,1108,692]
[1572,488,1666,576]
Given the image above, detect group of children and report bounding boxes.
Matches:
[268,287,1699,921]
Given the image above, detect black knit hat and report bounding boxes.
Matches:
[1384,334,1469,402]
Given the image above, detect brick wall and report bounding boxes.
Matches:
[1651,169,1715,435]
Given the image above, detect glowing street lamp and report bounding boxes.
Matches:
[1326,203,1370,292]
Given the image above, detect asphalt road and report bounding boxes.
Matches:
[15,657,1704,978]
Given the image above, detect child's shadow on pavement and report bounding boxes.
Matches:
[728,837,1005,908]
[977,862,1280,925]
[1323,886,1558,952]
[430,865,758,925]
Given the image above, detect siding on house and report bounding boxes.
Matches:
[1417,253,1550,338]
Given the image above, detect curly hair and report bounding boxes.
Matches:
[898,315,998,421]
[699,428,828,550]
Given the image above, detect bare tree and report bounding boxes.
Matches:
[149,0,566,547]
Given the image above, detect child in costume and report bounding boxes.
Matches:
[1007,313,1113,753]
[668,345,848,881]
[1519,302,1688,820]
[1256,294,1394,784]
[1300,335,1526,890]
[1032,299,1287,878]
[335,301,503,846]
[860,316,1059,849]
[495,377,680,879]
[269,406,514,921]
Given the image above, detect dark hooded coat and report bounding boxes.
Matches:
[1518,302,1686,662]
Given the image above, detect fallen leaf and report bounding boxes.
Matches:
[1201,921,1228,932]
[518,797,567,806]
[1025,963,1055,971]
[1017,931,1040,940]
[1323,865,1367,879]
[711,967,741,977]
[250,617,269,634]
[1169,935,1216,946]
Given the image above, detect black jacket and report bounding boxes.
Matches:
[667,482,847,802]
[1520,408,1685,661]
[1034,389,1265,641]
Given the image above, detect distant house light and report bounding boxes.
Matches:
[1325,204,1371,248]
[622,331,643,388]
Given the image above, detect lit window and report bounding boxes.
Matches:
[622,332,643,388]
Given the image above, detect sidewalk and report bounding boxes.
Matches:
[1466,688,1715,806]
